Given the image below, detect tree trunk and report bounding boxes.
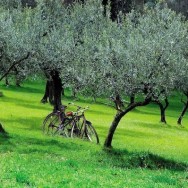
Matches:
[104,111,125,147]
[130,95,135,105]
[21,0,37,8]
[51,71,62,112]
[102,0,133,21]
[102,0,108,17]
[166,0,188,19]
[153,98,169,124]
[14,67,22,87]
[0,52,30,82]
[133,0,144,12]
[104,97,151,148]
[159,99,169,123]
[41,70,62,112]
[110,0,119,21]
[63,0,84,7]
[0,123,6,133]
[62,86,65,96]
[5,76,9,86]
[177,94,188,125]
[110,93,124,110]
[41,80,54,104]
[159,103,166,123]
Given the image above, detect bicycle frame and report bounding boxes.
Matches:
[43,103,99,143]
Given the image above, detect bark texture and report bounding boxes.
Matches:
[104,97,151,148]
[41,70,63,112]
[21,0,37,8]
[0,52,30,82]
[52,71,63,112]
[177,93,188,125]
[0,123,6,133]
[154,98,169,124]
[102,0,133,21]
[166,0,188,19]
[41,80,54,104]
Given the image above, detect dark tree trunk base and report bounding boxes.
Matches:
[52,71,62,112]
[104,98,151,148]
[177,99,188,125]
[153,98,169,124]
[0,123,6,134]
[160,109,166,124]
[41,80,54,104]
[104,111,123,148]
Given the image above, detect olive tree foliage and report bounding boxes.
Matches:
[0,7,39,82]
[56,2,188,147]
[34,0,111,97]
[0,5,36,132]
[60,1,114,98]
[0,0,37,9]
[1,0,188,145]
[78,5,188,147]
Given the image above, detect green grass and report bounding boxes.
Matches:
[0,79,188,187]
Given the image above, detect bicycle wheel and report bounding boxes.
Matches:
[85,121,99,144]
[57,118,73,137]
[43,113,60,135]
[71,116,85,138]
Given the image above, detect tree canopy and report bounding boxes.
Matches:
[0,0,188,146]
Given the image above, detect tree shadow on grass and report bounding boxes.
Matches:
[0,85,44,94]
[0,132,86,156]
[135,122,188,132]
[0,133,17,153]
[0,95,52,111]
[105,124,187,141]
[0,131,10,140]
[1,117,44,131]
[101,149,188,171]
[133,108,178,119]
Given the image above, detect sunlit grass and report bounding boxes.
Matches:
[0,79,188,187]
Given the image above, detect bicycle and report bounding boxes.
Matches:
[42,103,99,144]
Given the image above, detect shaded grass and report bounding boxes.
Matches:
[0,80,188,187]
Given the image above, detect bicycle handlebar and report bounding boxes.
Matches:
[68,102,89,111]
[72,107,89,115]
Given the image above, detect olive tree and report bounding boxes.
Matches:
[59,2,187,147]
[110,7,187,147]
[0,7,39,82]
[78,5,188,147]
[38,0,108,105]
[0,7,39,132]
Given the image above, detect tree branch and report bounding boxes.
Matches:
[0,52,30,82]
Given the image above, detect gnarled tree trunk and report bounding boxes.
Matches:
[129,95,135,105]
[104,111,125,148]
[154,98,169,124]
[21,0,37,8]
[104,97,151,148]
[166,0,188,19]
[41,80,54,104]
[41,70,63,112]
[102,0,133,21]
[0,123,6,134]
[177,93,188,125]
[52,71,63,112]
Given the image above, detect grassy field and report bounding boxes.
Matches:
[0,80,188,188]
